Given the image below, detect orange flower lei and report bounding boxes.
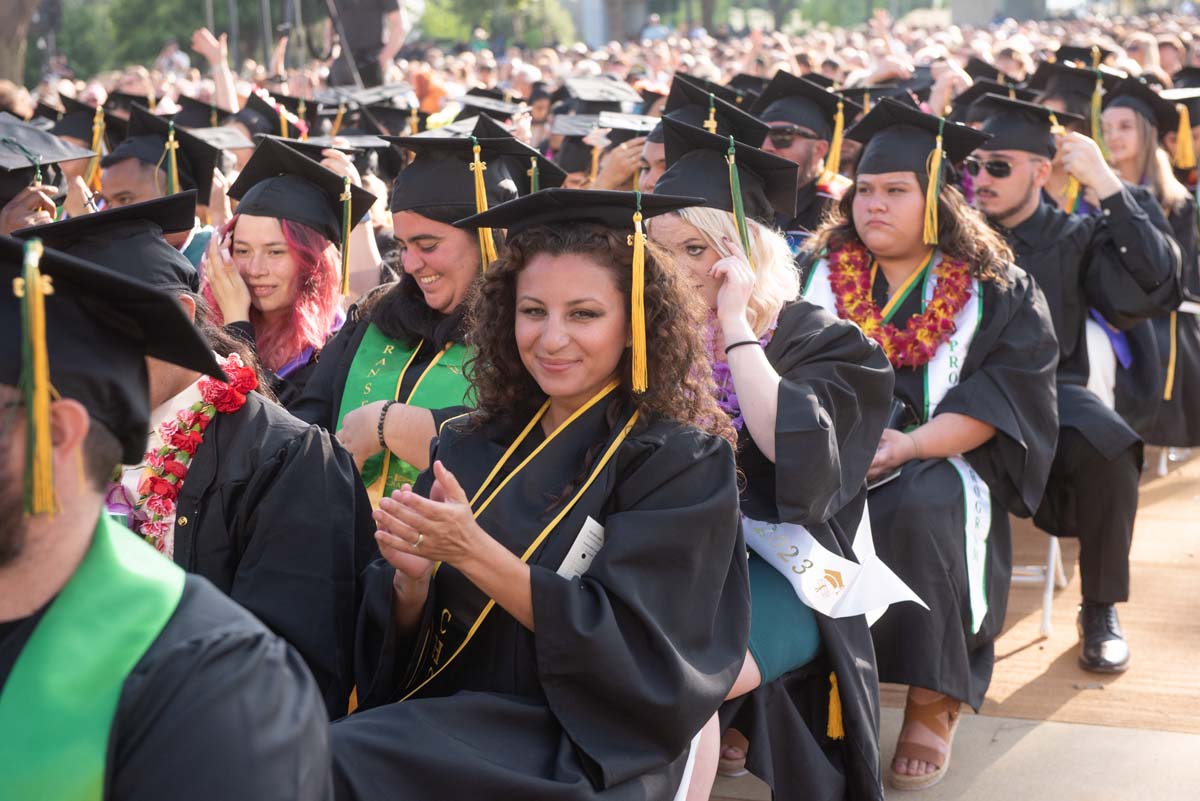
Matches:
[828,241,973,369]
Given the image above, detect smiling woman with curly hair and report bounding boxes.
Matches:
[329,190,751,801]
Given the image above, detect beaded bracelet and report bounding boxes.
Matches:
[378,400,399,449]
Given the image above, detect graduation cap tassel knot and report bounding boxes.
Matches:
[823,100,845,183]
[629,192,648,394]
[1173,104,1196,170]
[331,103,346,137]
[470,138,498,268]
[14,239,57,516]
[725,137,756,270]
[86,106,105,193]
[703,93,719,134]
[340,176,353,296]
[922,120,945,247]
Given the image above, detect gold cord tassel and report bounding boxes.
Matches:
[330,102,346,137]
[340,176,353,296]
[409,106,420,134]
[922,125,944,246]
[827,672,845,740]
[147,91,156,112]
[629,194,648,393]
[589,145,601,183]
[862,91,871,115]
[165,122,180,195]
[822,100,845,181]
[527,157,540,193]
[470,139,498,268]
[15,239,57,515]
[86,106,104,193]
[297,100,308,140]
[703,93,718,134]
[1173,104,1196,170]
[1091,77,1110,161]
[1049,113,1082,211]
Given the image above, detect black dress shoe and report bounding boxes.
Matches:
[1077,601,1131,673]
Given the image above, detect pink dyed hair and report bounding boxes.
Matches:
[202,214,341,373]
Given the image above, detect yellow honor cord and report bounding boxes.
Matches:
[339,176,353,296]
[1165,311,1179,401]
[331,102,346,137]
[922,132,944,246]
[15,239,57,515]
[1173,104,1196,170]
[86,106,105,193]
[629,197,648,393]
[823,99,845,182]
[470,141,498,268]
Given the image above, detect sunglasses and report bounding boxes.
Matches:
[963,158,1015,179]
[766,126,822,148]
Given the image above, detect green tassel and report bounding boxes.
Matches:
[725,136,754,264]
[339,176,352,296]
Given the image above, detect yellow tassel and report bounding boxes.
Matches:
[862,91,871,115]
[1008,87,1017,100]
[703,94,719,134]
[470,141,498,268]
[147,91,156,112]
[822,100,845,182]
[330,103,346,137]
[86,106,104,193]
[15,239,57,516]
[340,176,352,296]
[827,672,845,740]
[922,132,944,246]
[298,100,308,141]
[628,204,648,393]
[165,123,180,196]
[409,106,420,135]
[1165,311,1179,401]
[1173,104,1196,170]
[1091,77,1110,161]
[1048,112,1082,211]
[589,145,601,183]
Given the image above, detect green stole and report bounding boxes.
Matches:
[0,514,185,800]
[337,322,471,507]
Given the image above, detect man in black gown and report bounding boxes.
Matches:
[0,235,330,799]
[970,94,1183,672]
[13,192,379,717]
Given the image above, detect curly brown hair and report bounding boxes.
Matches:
[465,223,733,444]
[806,180,1014,285]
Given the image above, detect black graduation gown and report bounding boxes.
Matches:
[866,265,1059,710]
[224,320,322,408]
[718,301,894,801]
[290,278,468,430]
[0,575,332,800]
[172,391,378,718]
[1146,195,1200,446]
[331,402,750,801]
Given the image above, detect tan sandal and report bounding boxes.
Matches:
[717,729,749,777]
[887,691,962,791]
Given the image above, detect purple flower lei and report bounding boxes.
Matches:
[707,314,777,431]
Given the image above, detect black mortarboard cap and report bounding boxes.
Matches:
[1103,76,1179,134]
[552,77,644,114]
[750,72,861,140]
[454,93,527,122]
[1054,44,1116,68]
[649,75,768,146]
[173,95,233,129]
[949,80,1038,124]
[1027,60,1122,100]
[228,138,377,245]
[467,86,525,104]
[598,111,659,146]
[101,104,223,204]
[105,90,161,114]
[385,131,526,219]
[656,118,798,223]
[728,73,770,97]
[1171,67,1200,91]
[0,112,94,204]
[804,73,836,89]
[674,74,747,107]
[850,99,989,175]
[841,85,921,119]
[964,57,1019,86]
[13,191,200,292]
[0,234,222,467]
[975,94,1084,157]
[38,97,96,144]
[1163,87,1200,124]
[230,92,293,139]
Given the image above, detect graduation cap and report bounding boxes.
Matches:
[1027,60,1123,149]
[1054,44,1116,68]
[974,94,1085,157]
[454,188,706,392]
[358,103,428,137]
[841,85,920,118]
[254,132,381,161]
[552,77,644,114]
[804,73,837,90]
[648,75,768,147]
[229,138,378,293]
[848,98,990,245]
[467,86,525,105]
[1104,77,1194,169]
[453,93,528,122]
[0,112,95,205]
[106,90,161,114]
[173,95,233,129]
[550,114,602,177]
[1171,67,1200,91]
[728,73,770,97]
[13,191,200,293]
[1163,87,1200,125]
[752,72,860,181]
[271,94,323,133]
[948,80,1038,124]
[101,104,223,204]
[2,235,223,512]
[656,117,798,232]
[408,116,486,139]
[964,56,1020,86]
[636,82,669,115]
[230,92,301,139]
[674,74,747,107]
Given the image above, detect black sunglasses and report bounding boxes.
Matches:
[963,158,1014,179]
[766,126,822,148]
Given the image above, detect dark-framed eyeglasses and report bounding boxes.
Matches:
[766,126,822,149]
[963,157,1014,179]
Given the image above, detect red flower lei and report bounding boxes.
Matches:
[827,241,973,369]
[133,353,258,555]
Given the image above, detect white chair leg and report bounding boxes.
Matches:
[1158,448,1169,477]
[1040,536,1060,638]
[1052,536,1068,589]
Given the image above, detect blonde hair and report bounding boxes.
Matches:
[1129,112,1191,216]
[675,206,800,337]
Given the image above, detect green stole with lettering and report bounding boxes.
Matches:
[0,514,185,801]
[337,322,471,507]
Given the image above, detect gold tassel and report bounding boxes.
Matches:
[470,139,498,268]
[86,106,104,193]
[1165,311,1179,401]
[527,157,540,193]
[164,122,180,196]
[1049,112,1082,211]
[1091,76,1110,161]
[210,105,218,128]
[827,672,845,740]
[703,93,718,134]
[409,106,420,135]
[589,145,601,183]
[15,239,57,515]
[1173,104,1196,170]
[862,91,871,115]
[330,102,346,137]
[628,194,648,393]
[922,125,944,246]
[298,99,308,141]
[340,176,352,296]
[1008,86,1017,100]
[147,91,156,112]
[822,100,845,182]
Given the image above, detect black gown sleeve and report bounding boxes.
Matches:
[1168,195,1200,300]
[761,301,894,525]
[290,313,363,429]
[934,267,1060,515]
[108,578,332,801]
[1083,186,1183,327]
[528,427,750,789]
[228,425,376,718]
